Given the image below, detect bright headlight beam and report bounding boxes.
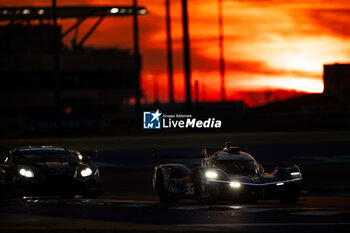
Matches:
[276,182,284,186]
[110,8,119,14]
[291,172,300,176]
[19,168,26,176]
[229,181,241,188]
[22,9,30,15]
[205,171,218,179]
[81,167,93,177]
[139,9,147,15]
[19,168,34,178]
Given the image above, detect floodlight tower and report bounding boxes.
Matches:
[181,0,192,111]
[133,0,141,112]
[166,0,174,103]
[52,0,60,108]
[218,0,226,102]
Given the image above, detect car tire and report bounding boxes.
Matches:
[278,189,301,204]
[61,193,76,199]
[279,196,299,204]
[9,191,23,199]
[83,193,98,199]
[155,171,179,204]
[194,172,212,203]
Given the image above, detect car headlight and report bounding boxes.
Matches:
[205,171,218,179]
[80,167,93,177]
[229,181,241,188]
[77,153,83,161]
[291,172,300,176]
[19,168,34,178]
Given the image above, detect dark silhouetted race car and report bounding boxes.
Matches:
[152,143,303,203]
[0,146,103,198]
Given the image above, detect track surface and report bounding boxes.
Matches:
[1,131,350,232]
[1,196,350,232]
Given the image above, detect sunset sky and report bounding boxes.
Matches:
[2,0,350,106]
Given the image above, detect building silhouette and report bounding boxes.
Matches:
[323,63,350,96]
[0,6,147,114]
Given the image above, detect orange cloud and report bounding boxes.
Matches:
[1,0,350,105]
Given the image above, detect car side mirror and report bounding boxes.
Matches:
[82,156,91,164]
[80,149,98,161]
[190,163,201,168]
[258,163,264,174]
[243,146,248,152]
[0,154,6,163]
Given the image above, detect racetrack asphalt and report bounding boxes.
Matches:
[1,196,350,232]
[1,131,350,232]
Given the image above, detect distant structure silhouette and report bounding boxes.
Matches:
[323,63,350,96]
[0,6,147,114]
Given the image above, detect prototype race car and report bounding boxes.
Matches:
[153,143,303,203]
[0,146,103,198]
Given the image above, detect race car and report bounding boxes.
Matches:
[0,146,103,198]
[152,142,303,204]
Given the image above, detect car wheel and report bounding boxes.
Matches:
[278,189,301,204]
[9,191,23,199]
[61,193,75,199]
[8,187,23,199]
[83,194,98,199]
[279,196,299,204]
[194,172,212,203]
[155,172,179,204]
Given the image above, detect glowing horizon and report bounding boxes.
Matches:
[2,0,350,106]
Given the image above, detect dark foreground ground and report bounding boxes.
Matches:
[1,196,350,233]
[1,131,350,232]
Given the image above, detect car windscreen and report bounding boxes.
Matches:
[169,165,190,178]
[213,159,257,176]
[13,150,78,164]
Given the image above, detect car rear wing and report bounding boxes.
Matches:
[152,145,248,168]
[0,147,12,153]
[80,149,98,160]
[0,147,12,163]
[152,148,200,167]
[152,147,222,168]
[69,148,98,164]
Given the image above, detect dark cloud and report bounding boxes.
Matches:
[302,9,350,37]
